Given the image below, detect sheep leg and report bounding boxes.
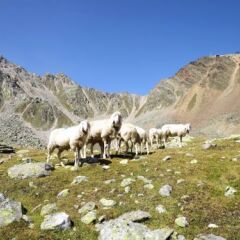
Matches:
[100,142,104,158]
[116,139,121,154]
[179,136,183,147]
[135,143,138,156]
[107,140,111,158]
[90,143,94,158]
[80,144,86,159]
[150,138,153,149]
[125,141,129,154]
[47,145,55,163]
[74,148,80,169]
[140,143,143,154]
[146,141,149,155]
[156,135,159,148]
[57,148,66,167]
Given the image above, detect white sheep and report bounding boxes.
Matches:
[161,123,191,147]
[47,120,90,169]
[83,111,122,159]
[135,126,149,155]
[116,123,140,156]
[149,128,163,149]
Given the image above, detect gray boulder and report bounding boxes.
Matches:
[40,212,72,230]
[97,213,173,240]
[119,210,151,222]
[8,162,53,179]
[194,234,226,240]
[0,193,23,227]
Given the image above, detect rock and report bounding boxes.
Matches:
[8,162,53,179]
[159,185,172,197]
[78,202,96,215]
[208,223,219,228]
[194,234,226,240]
[0,144,15,153]
[22,214,32,223]
[40,212,72,230]
[155,204,166,214]
[186,153,194,157]
[102,165,110,170]
[71,176,88,185]
[137,176,152,184]
[224,186,237,197]
[57,189,70,198]
[97,214,174,240]
[178,235,186,240]
[119,210,151,222]
[104,179,116,184]
[100,198,116,207]
[119,159,128,165]
[190,159,198,164]
[162,155,171,161]
[0,193,24,227]
[202,142,217,150]
[175,216,189,227]
[144,184,154,190]
[177,179,185,184]
[41,203,58,216]
[231,155,240,162]
[120,178,135,187]
[81,210,97,224]
[29,181,37,188]
[125,186,131,193]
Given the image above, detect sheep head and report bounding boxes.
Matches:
[185,123,191,134]
[79,120,90,135]
[110,111,122,131]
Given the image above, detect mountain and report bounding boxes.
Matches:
[0,54,240,148]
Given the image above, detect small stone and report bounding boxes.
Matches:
[194,234,226,240]
[98,215,106,223]
[177,179,185,184]
[29,181,37,188]
[78,202,96,215]
[120,178,135,187]
[102,165,110,170]
[41,203,58,216]
[159,184,172,197]
[137,176,152,184]
[99,198,116,207]
[178,235,186,240]
[57,189,70,198]
[175,216,189,227]
[144,183,154,190]
[208,223,219,228]
[104,179,116,184]
[120,159,128,165]
[202,142,217,150]
[22,214,32,223]
[190,159,198,164]
[125,186,131,193]
[224,186,237,197]
[162,156,171,161]
[81,210,97,224]
[186,153,194,157]
[71,176,88,185]
[155,204,166,214]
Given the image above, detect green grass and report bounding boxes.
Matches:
[0,137,240,239]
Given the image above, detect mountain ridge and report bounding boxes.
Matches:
[0,53,240,148]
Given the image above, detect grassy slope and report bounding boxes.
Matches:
[0,137,239,240]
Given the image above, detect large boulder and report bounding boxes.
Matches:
[0,193,24,227]
[8,162,53,179]
[40,212,72,230]
[97,210,173,240]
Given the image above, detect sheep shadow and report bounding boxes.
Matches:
[82,157,112,166]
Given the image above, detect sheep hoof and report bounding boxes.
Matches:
[71,165,79,171]
[60,162,65,167]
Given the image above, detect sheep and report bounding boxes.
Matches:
[83,111,122,159]
[161,123,191,147]
[149,128,163,149]
[47,120,90,169]
[116,123,140,156]
[135,126,149,155]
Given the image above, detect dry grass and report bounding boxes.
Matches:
[0,137,240,239]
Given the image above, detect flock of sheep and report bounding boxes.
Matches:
[47,112,191,169]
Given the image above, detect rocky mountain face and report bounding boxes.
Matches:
[0,54,240,148]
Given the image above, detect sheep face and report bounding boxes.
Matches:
[185,123,191,134]
[111,111,122,130]
[80,120,90,135]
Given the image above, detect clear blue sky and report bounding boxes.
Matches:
[1,0,240,95]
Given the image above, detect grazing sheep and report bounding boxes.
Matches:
[47,120,90,169]
[116,123,140,156]
[149,128,163,149]
[83,112,122,159]
[135,126,149,155]
[161,123,191,146]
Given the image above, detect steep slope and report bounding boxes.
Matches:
[0,53,240,147]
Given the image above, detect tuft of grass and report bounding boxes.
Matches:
[0,137,240,239]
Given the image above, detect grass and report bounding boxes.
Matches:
[0,137,240,239]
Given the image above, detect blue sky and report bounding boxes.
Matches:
[1,0,240,95]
